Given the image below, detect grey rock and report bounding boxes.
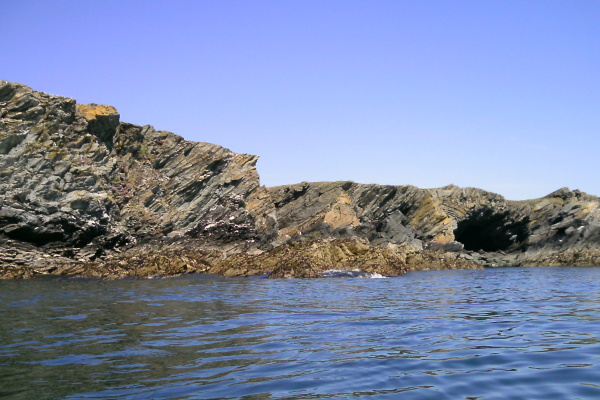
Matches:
[1,81,599,278]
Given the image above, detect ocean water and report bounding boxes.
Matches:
[1,267,600,399]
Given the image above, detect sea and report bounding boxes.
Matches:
[1,266,599,399]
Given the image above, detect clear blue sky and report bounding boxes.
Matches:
[3,1,599,200]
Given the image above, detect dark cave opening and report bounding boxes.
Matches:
[454,208,529,252]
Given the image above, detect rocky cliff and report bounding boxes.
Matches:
[1,81,598,278]
[254,182,600,266]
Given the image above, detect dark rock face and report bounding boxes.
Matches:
[0,81,265,276]
[1,81,599,279]
[453,207,530,252]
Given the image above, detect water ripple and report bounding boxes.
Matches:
[1,267,600,399]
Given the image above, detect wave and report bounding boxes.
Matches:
[320,269,387,279]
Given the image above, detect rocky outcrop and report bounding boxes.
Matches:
[211,237,482,278]
[247,181,600,266]
[0,81,267,276]
[1,81,599,279]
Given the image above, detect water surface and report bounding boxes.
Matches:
[1,267,600,399]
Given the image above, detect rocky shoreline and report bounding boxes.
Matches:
[1,81,599,279]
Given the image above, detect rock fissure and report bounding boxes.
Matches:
[1,81,599,279]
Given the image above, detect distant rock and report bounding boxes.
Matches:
[253,180,600,266]
[1,81,599,279]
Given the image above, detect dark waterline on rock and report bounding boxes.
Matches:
[1,267,600,399]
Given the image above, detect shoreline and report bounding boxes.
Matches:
[1,81,599,279]
[2,236,599,280]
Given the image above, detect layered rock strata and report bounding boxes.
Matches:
[0,81,266,278]
[1,81,598,279]
[254,182,600,267]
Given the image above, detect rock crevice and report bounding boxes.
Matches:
[1,81,599,279]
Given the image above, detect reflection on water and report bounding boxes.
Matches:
[1,267,600,399]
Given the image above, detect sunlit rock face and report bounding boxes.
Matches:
[258,182,600,261]
[1,81,599,278]
[0,81,267,275]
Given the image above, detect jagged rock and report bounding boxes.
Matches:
[54,239,226,279]
[253,181,600,267]
[0,80,266,276]
[210,237,482,278]
[1,81,599,279]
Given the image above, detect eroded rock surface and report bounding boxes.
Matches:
[0,81,267,277]
[250,182,600,267]
[1,81,599,279]
[211,237,481,278]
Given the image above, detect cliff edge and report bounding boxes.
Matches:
[1,82,598,278]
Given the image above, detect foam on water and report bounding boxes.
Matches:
[321,269,387,278]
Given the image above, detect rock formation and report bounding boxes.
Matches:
[1,81,598,278]
[255,182,600,267]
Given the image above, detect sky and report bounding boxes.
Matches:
[2,1,599,200]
